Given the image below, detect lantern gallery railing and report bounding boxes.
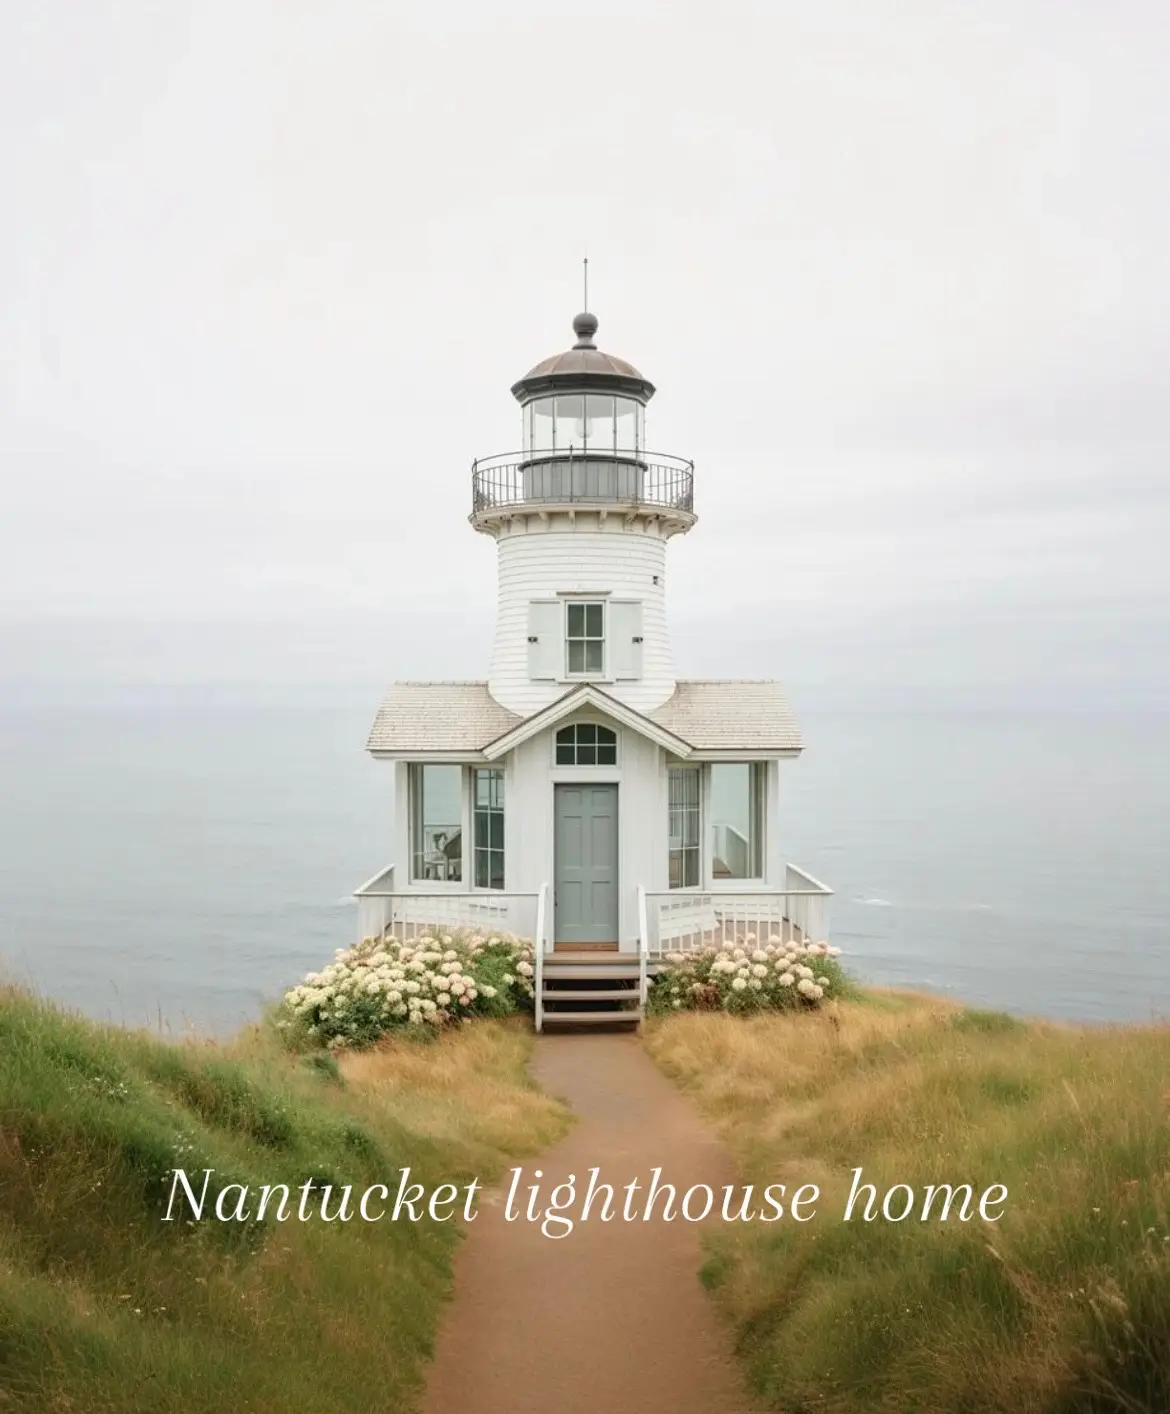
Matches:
[471,450,694,517]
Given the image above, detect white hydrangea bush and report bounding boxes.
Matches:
[646,936,848,1018]
[278,929,536,1050]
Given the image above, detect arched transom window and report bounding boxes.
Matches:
[555,723,617,766]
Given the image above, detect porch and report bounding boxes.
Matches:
[352,863,833,1031]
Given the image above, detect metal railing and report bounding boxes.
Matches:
[471,449,694,517]
[642,867,833,956]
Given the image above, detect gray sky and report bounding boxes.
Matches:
[1,1,1167,709]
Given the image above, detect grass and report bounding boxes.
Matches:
[0,987,569,1413]
[644,993,1170,1414]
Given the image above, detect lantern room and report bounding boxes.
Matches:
[470,311,694,530]
[514,311,652,457]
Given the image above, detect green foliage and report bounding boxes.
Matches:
[646,936,852,1017]
[0,987,563,1413]
[952,1007,1027,1034]
[300,1050,344,1085]
[278,928,536,1049]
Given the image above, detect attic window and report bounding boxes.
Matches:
[555,723,617,766]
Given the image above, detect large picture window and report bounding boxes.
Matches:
[709,763,764,880]
[565,601,604,676]
[472,768,505,890]
[668,767,700,888]
[555,723,617,765]
[409,764,463,882]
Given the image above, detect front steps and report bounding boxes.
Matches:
[539,953,643,1030]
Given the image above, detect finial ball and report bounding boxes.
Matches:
[572,311,599,346]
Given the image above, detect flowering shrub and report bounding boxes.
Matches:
[278,930,536,1050]
[646,936,848,1017]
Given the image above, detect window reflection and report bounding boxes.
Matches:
[668,767,700,888]
[709,764,764,879]
[409,764,463,882]
[473,768,504,890]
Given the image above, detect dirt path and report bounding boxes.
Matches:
[421,1032,759,1414]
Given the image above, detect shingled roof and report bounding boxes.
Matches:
[650,680,802,753]
[366,681,802,757]
[366,683,521,754]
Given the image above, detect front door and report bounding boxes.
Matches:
[554,783,619,945]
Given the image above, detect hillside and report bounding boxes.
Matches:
[646,995,1170,1413]
[0,990,568,1413]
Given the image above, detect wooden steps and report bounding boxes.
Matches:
[539,952,643,1030]
[537,1010,639,1027]
[541,988,635,1002]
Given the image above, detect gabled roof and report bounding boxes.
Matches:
[481,684,691,760]
[366,679,803,759]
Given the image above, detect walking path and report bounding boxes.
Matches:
[421,1032,759,1414]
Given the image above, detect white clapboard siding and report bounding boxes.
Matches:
[488,514,676,715]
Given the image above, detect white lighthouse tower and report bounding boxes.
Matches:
[474,310,694,717]
[359,308,832,1027]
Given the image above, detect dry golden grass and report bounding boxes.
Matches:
[340,1017,572,1171]
[645,995,1170,1414]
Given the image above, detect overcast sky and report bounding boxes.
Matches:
[1,1,1167,710]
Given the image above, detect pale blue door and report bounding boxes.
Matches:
[554,784,619,945]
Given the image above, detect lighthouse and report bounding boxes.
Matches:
[358,309,832,1027]
[473,309,695,717]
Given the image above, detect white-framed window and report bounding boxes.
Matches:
[472,768,504,890]
[555,723,618,766]
[668,766,701,888]
[565,600,605,677]
[709,763,765,880]
[409,764,463,882]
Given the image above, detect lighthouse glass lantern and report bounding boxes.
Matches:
[469,310,693,525]
[509,312,654,503]
[523,391,645,457]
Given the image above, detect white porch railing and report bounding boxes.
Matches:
[353,864,397,940]
[637,884,650,1009]
[534,881,549,1033]
[642,864,833,956]
[353,867,541,944]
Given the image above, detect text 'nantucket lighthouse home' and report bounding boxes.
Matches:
[354,310,832,1028]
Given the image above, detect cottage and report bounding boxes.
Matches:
[355,309,831,1026]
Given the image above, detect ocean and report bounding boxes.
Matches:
[1,703,1166,1033]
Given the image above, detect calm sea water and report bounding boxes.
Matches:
[0,704,1166,1033]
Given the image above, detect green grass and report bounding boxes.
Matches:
[645,995,1170,1414]
[0,988,569,1413]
